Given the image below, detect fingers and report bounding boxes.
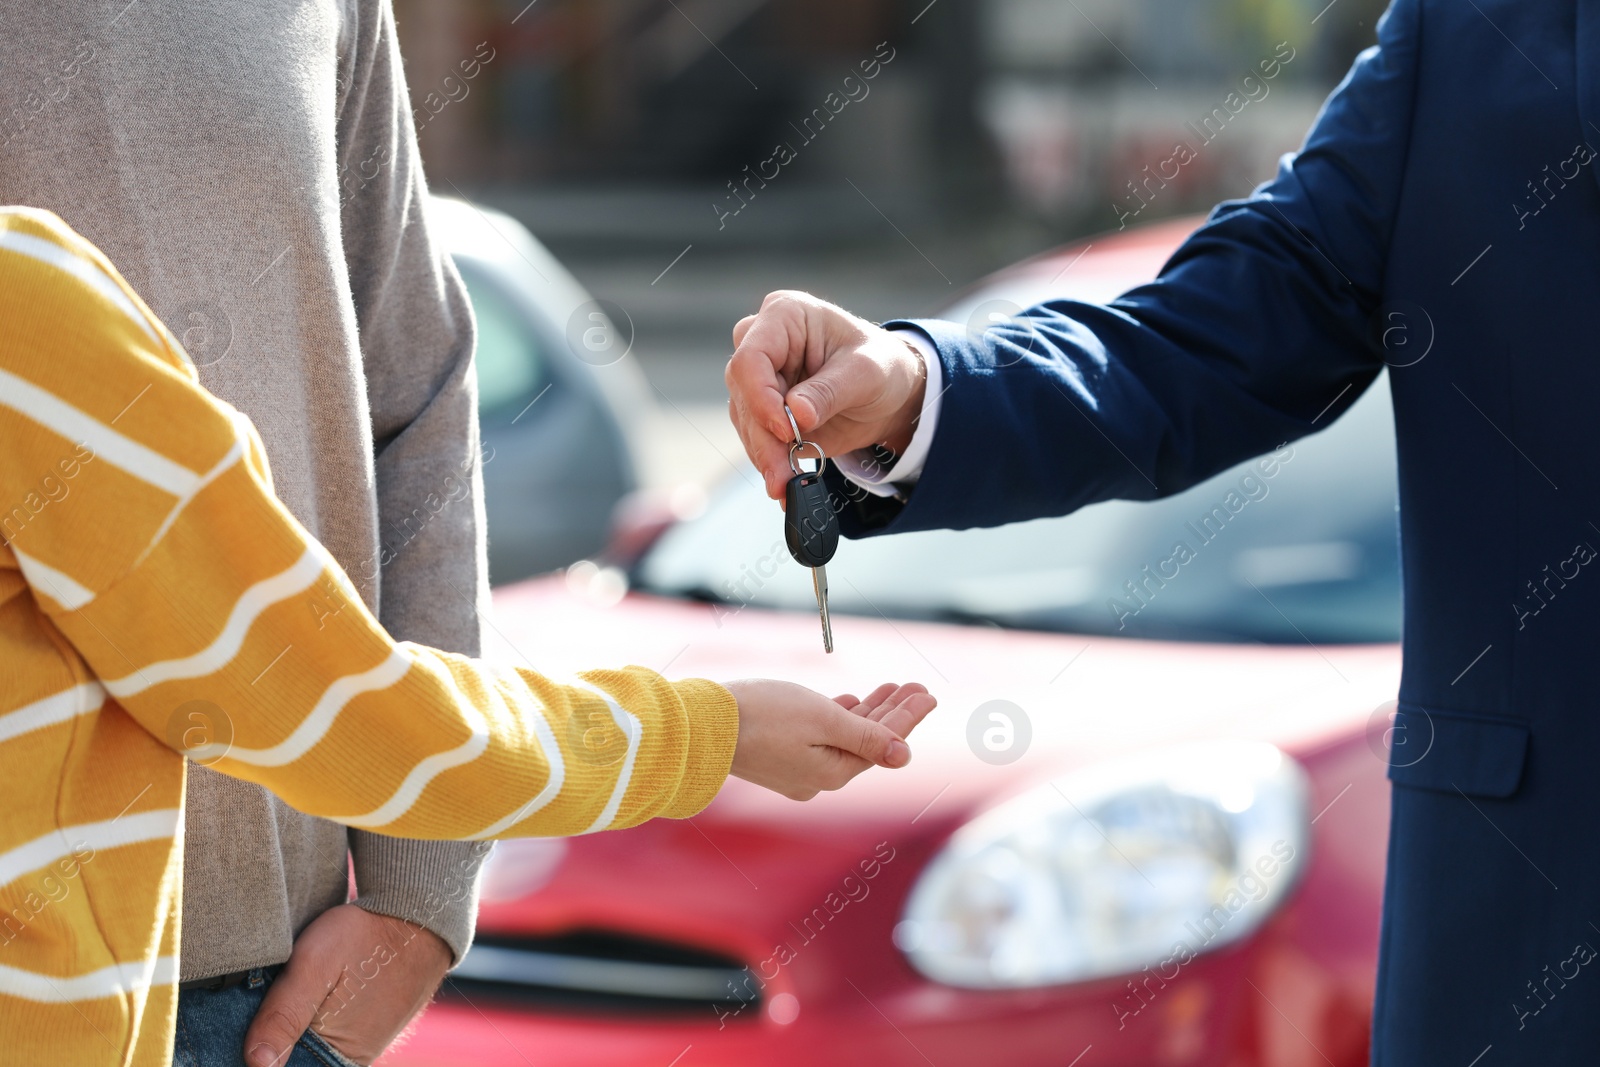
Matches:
[244,955,325,1067]
[826,684,937,784]
[866,683,929,724]
[732,313,758,348]
[832,693,861,709]
[727,291,875,498]
[725,348,798,499]
[877,690,937,741]
[727,294,805,403]
[820,704,912,769]
[847,683,932,728]
[843,682,901,717]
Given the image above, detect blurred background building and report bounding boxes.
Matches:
[393,0,1388,486]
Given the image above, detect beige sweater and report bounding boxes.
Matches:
[0,1,491,977]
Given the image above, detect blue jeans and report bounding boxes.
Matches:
[172,967,361,1067]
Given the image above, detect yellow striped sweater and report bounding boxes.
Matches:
[0,208,738,1065]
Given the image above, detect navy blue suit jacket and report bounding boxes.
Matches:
[835,1,1600,1057]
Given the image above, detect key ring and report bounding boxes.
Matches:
[789,440,825,474]
[784,404,826,474]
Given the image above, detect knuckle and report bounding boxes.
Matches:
[766,290,814,320]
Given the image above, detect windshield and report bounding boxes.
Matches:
[637,373,1400,645]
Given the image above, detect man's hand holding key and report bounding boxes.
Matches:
[727,290,928,501]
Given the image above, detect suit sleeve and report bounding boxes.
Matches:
[832,0,1420,537]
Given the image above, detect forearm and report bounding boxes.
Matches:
[348,834,490,962]
[78,496,736,836]
[849,286,1379,537]
[0,208,739,841]
[72,477,739,837]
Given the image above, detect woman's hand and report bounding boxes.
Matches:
[724,680,936,800]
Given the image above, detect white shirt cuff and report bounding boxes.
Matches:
[833,330,943,498]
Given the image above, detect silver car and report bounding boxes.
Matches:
[431,196,650,583]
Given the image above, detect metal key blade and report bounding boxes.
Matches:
[811,564,834,653]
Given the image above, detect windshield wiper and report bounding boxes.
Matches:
[664,584,741,607]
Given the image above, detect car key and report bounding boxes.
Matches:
[784,405,838,652]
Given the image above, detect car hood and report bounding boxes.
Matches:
[485,577,1397,848]
[472,577,1399,952]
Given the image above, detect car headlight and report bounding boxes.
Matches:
[894,740,1310,989]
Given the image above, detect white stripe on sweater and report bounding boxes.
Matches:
[138,426,246,567]
[0,368,198,499]
[11,548,97,610]
[189,650,412,766]
[0,229,160,347]
[576,682,643,835]
[0,809,181,888]
[332,666,492,828]
[101,546,327,698]
[468,674,566,839]
[0,682,105,745]
[0,955,179,1003]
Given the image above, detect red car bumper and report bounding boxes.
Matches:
[384,732,1385,1067]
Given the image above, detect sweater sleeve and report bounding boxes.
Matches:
[0,207,739,840]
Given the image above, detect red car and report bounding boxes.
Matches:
[385,217,1403,1067]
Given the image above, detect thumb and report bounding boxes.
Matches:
[785,359,858,436]
[821,706,911,769]
[244,960,324,1067]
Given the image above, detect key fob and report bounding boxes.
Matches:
[785,470,838,568]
